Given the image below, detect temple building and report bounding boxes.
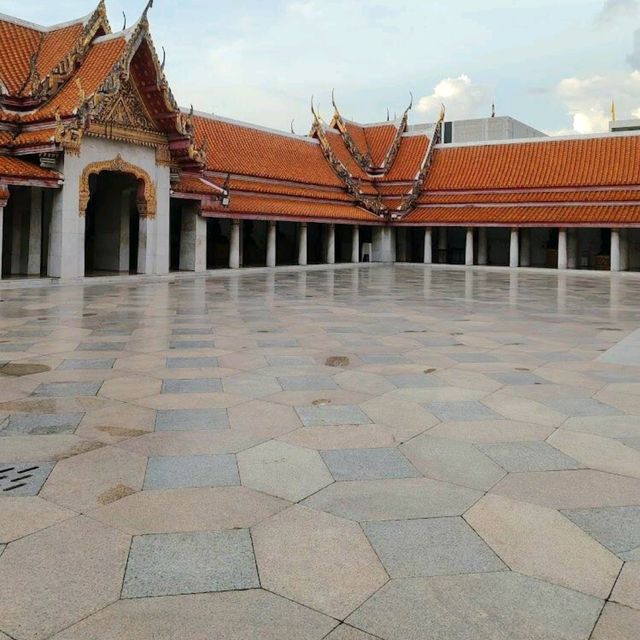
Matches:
[1,2,640,281]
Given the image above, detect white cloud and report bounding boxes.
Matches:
[595,0,638,27]
[416,75,492,121]
[554,71,640,134]
[627,28,640,69]
[286,1,323,19]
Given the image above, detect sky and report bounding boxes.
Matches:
[1,0,640,135]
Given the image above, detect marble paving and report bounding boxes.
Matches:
[0,264,640,639]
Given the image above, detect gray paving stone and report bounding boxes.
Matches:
[170,340,216,350]
[491,371,547,386]
[562,506,640,557]
[363,517,506,577]
[426,401,501,422]
[0,462,55,497]
[448,352,498,363]
[302,478,482,521]
[33,382,102,397]
[544,397,621,417]
[155,408,229,431]
[278,376,338,391]
[1,412,84,436]
[172,328,213,336]
[0,343,33,352]
[347,572,603,640]
[121,530,259,598]
[296,405,371,427]
[58,359,116,370]
[161,379,223,394]
[267,355,316,366]
[620,437,640,452]
[477,442,582,472]
[321,448,419,481]
[258,338,299,347]
[76,342,126,351]
[166,356,219,368]
[360,355,407,364]
[144,454,239,490]
[387,373,445,388]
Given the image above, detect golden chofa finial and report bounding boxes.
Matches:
[439,103,446,123]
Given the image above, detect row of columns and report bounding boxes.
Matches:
[421,226,632,272]
[224,220,359,270]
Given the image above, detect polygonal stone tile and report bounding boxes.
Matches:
[466,494,622,598]
[346,572,603,640]
[548,429,640,479]
[477,441,582,472]
[296,404,371,427]
[51,590,337,640]
[491,469,640,508]
[490,371,547,386]
[561,506,640,558]
[238,440,332,502]
[40,445,146,512]
[591,603,640,640]
[400,435,505,491]
[0,461,55,496]
[0,496,75,543]
[612,562,640,611]
[161,378,223,394]
[89,486,288,534]
[223,374,283,398]
[0,412,84,436]
[33,381,103,397]
[428,419,555,443]
[425,401,501,422]
[252,505,387,619]
[277,375,338,391]
[302,477,481,522]
[144,454,239,490]
[58,358,115,370]
[359,396,439,437]
[122,530,259,598]
[543,397,620,417]
[321,448,419,481]
[363,517,506,577]
[167,357,219,368]
[155,408,229,431]
[324,625,378,640]
[0,516,130,640]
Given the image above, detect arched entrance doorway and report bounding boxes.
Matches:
[79,156,156,277]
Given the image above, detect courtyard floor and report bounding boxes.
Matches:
[0,264,639,639]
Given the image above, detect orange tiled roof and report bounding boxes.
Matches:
[418,189,640,205]
[22,36,126,122]
[424,136,640,191]
[403,204,640,225]
[193,115,344,188]
[216,193,379,222]
[227,177,354,203]
[10,128,58,148]
[173,174,223,196]
[382,134,429,182]
[0,155,61,183]
[0,18,42,95]
[364,123,398,166]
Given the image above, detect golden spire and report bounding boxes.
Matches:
[611,99,617,122]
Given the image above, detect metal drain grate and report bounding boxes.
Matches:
[0,462,54,496]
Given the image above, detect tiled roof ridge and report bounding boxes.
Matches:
[0,10,94,33]
[189,109,319,145]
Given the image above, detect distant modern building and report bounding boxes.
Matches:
[610,119,640,133]
[1,2,639,281]
[409,116,547,144]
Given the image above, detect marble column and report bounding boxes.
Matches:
[558,228,568,270]
[0,186,7,279]
[137,214,157,275]
[298,222,308,266]
[477,228,488,266]
[438,227,447,263]
[509,227,520,268]
[229,219,241,269]
[465,227,474,266]
[27,187,43,276]
[423,227,432,264]
[351,225,359,263]
[267,220,277,267]
[179,202,207,272]
[118,189,131,273]
[620,228,629,271]
[567,229,578,269]
[326,223,336,265]
[372,227,395,263]
[611,228,621,272]
[520,228,531,267]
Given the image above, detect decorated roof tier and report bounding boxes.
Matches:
[0,155,62,186]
